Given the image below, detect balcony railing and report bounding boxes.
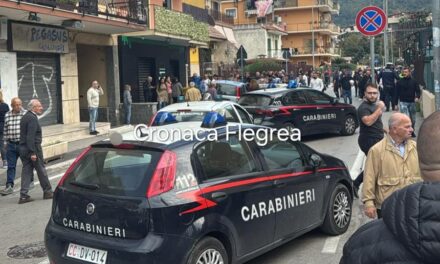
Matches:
[285,22,339,33]
[267,49,284,59]
[18,0,147,24]
[290,46,340,55]
[182,3,212,25]
[209,9,234,25]
[273,0,298,8]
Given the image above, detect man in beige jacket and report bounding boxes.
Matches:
[185,81,201,102]
[362,112,421,219]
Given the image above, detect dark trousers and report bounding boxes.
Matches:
[6,142,21,187]
[383,86,395,110]
[143,89,152,102]
[353,136,384,187]
[19,146,52,198]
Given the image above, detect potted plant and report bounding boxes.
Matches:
[57,0,78,11]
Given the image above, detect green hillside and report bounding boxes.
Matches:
[334,0,431,27]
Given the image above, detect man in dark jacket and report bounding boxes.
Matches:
[340,110,440,264]
[379,63,399,111]
[396,67,421,137]
[340,71,354,104]
[18,99,53,204]
[358,69,371,99]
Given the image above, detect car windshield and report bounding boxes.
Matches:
[238,95,272,106]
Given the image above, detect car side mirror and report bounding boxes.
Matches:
[330,97,338,104]
[309,154,322,168]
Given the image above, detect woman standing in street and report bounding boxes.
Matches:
[157,77,168,109]
[166,76,172,104]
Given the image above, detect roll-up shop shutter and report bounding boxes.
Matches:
[137,57,155,102]
[17,53,61,126]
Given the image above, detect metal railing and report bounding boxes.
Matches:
[17,0,147,24]
[290,46,340,55]
[182,3,212,25]
[285,22,339,33]
[208,9,234,25]
[267,49,284,58]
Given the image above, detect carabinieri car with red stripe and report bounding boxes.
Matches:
[45,113,353,264]
[238,88,359,136]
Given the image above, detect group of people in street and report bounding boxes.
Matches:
[0,94,53,204]
[340,67,439,262]
[341,109,440,263]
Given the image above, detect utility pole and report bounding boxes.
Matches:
[371,37,376,84]
[433,0,440,110]
[383,0,389,64]
[312,7,315,69]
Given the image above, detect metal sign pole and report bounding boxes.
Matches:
[371,37,376,84]
[240,48,244,83]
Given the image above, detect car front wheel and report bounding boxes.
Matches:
[320,183,352,235]
[187,237,228,264]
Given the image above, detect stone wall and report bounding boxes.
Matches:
[119,103,157,125]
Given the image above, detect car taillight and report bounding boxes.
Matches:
[146,150,177,198]
[57,146,92,187]
[256,109,274,117]
[236,86,241,99]
[148,113,157,126]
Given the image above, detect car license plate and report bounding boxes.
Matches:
[66,243,107,264]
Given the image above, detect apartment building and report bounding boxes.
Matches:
[221,0,340,68]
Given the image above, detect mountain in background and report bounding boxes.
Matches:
[334,0,431,27]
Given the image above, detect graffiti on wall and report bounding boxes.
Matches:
[17,62,55,120]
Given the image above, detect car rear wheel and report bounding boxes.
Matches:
[187,237,228,264]
[320,183,352,235]
[341,115,356,136]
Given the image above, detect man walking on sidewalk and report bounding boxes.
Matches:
[396,67,420,137]
[352,84,386,197]
[18,99,53,204]
[0,97,27,196]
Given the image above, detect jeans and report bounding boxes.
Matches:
[6,142,20,187]
[88,107,98,132]
[0,132,5,162]
[342,89,352,104]
[399,102,416,129]
[124,105,131,125]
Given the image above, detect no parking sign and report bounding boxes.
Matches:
[356,6,387,37]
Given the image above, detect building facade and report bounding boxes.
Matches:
[0,0,146,126]
[223,0,340,68]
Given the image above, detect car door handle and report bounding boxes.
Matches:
[274,180,287,188]
[211,192,228,202]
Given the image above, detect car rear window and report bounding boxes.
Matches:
[171,111,206,122]
[238,95,272,106]
[217,84,237,96]
[64,147,161,197]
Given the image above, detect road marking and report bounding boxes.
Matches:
[38,258,49,264]
[11,158,75,187]
[321,236,341,254]
[349,150,365,180]
[34,173,65,186]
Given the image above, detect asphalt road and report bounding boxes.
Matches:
[0,93,423,264]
